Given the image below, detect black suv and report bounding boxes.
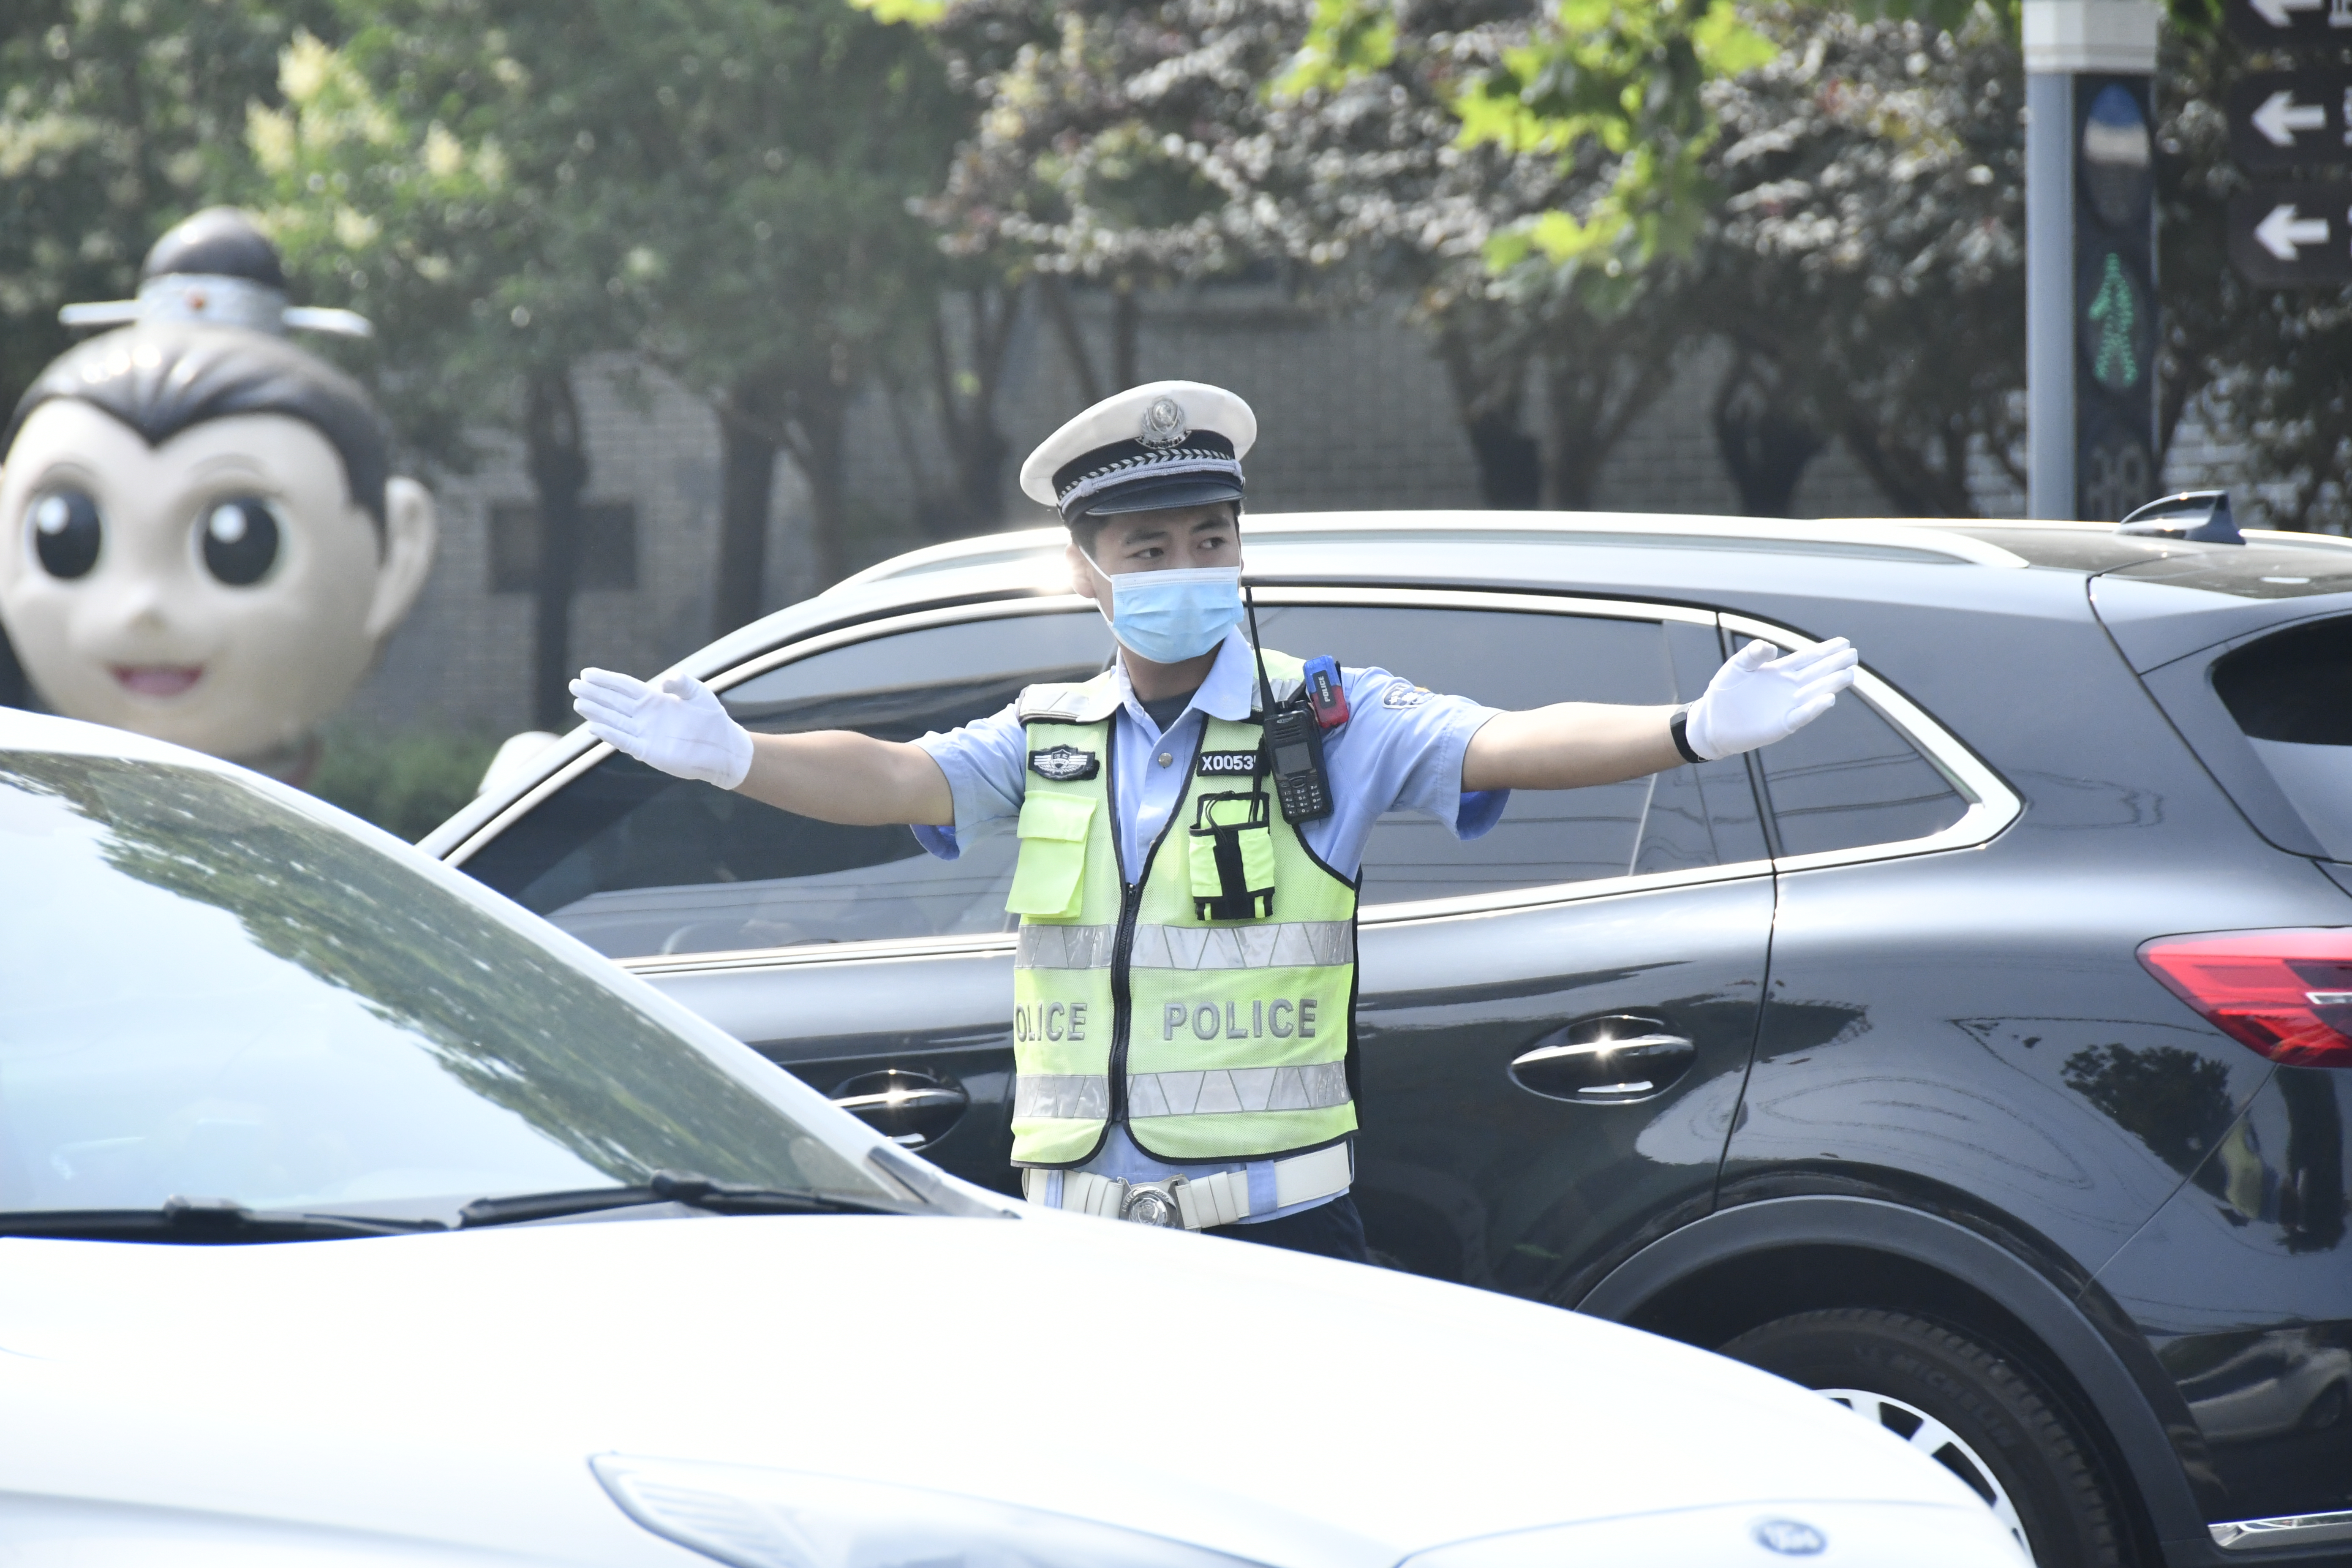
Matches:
[423,511,2352,1568]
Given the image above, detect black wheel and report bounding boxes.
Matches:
[1719,1307,2125,1568]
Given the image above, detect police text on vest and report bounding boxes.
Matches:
[1162,999,1318,1040]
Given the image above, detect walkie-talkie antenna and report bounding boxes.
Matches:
[1243,583,1279,718]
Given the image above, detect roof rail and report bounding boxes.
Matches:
[1236,511,2030,568]
[831,511,2031,591]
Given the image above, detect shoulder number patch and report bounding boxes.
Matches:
[1195,749,1259,777]
[1029,744,1100,782]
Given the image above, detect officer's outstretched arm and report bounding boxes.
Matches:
[1462,638,1857,792]
[571,668,953,826]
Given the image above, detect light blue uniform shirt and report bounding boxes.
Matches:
[911,626,1506,1221]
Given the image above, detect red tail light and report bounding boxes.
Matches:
[2138,929,2352,1069]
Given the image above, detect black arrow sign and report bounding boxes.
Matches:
[2230,185,2352,285]
[2230,71,2352,168]
[2228,0,2352,48]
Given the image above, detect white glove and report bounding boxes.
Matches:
[1683,637,1859,761]
[569,668,754,789]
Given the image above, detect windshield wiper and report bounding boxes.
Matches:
[455,1169,903,1229]
[0,1195,448,1244]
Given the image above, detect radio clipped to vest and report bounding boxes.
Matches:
[1244,588,1337,825]
[1263,700,1331,824]
[1189,791,1277,919]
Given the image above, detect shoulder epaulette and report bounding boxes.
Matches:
[1247,648,1309,716]
[1018,670,1123,724]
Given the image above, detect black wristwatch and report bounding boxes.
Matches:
[1669,708,1704,765]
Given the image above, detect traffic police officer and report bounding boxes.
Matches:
[572,380,1859,1264]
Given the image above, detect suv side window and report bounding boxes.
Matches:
[1753,666,1968,857]
[462,613,1114,958]
[2213,614,2352,860]
[1249,603,1769,905]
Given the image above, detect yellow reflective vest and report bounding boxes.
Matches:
[1005,650,1359,1168]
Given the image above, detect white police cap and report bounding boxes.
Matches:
[1019,380,1257,523]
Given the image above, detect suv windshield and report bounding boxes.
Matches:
[0,750,900,1225]
[2213,616,2352,860]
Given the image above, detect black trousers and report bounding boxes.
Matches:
[1206,1193,1369,1263]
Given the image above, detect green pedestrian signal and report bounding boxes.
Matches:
[2073,82,2159,519]
[2087,253,2141,390]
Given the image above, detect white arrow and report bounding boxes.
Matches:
[2255,203,2332,261]
[2250,0,2324,27]
[2253,89,2330,145]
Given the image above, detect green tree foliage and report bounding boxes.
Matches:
[256,2,968,660]
[0,1,320,705]
[1699,3,2026,515]
[308,723,501,841]
[250,13,667,728]
[586,0,969,607]
[246,24,564,479]
[905,0,1725,507]
[1699,0,2352,523]
[2158,19,2352,528]
[0,0,322,419]
[911,0,1296,394]
[1451,0,1775,282]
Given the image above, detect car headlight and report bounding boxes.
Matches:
[591,1454,1262,1568]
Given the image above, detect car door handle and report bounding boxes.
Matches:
[1508,1021,1697,1105]
[827,1071,971,1148]
[830,1087,967,1114]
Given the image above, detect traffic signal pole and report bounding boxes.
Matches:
[2026,63,2077,519]
[2024,0,2162,520]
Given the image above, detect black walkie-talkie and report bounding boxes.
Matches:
[1244,587,1334,824]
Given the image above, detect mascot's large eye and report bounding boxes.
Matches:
[30,489,103,580]
[201,497,281,587]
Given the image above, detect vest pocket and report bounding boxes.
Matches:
[1007,792,1095,919]
[1189,792,1277,920]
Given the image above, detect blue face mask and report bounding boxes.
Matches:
[1094,564,1244,664]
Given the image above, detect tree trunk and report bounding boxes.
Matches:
[711,356,854,622]
[1837,416,1979,518]
[714,371,788,638]
[786,388,852,590]
[1040,275,1141,403]
[1434,323,1540,509]
[1713,349,1826,517]
[1536,345,1674,512]
[525,366,588,731]
[1040,275,1104,406]
[1536,364,1603,511]
[920,284,1017,538]
[1111,279,1140,391]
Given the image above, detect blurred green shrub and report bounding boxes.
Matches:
[308,727,498,842]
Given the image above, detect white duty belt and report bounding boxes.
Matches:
[1020,1141,1352,1230]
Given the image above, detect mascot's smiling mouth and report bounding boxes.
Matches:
[111,665,204,698]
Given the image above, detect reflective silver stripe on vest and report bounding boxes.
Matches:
[1013,1074,1112,1121]
[1014,1062,1349,1121]
[1015,921,1354,971]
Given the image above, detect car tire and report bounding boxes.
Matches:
[1720,1307,2124,1568]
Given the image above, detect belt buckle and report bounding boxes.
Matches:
[1118,1178,1185,1228]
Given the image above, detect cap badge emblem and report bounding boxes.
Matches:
[1137,396,1188,449]
[1752,1519,1827,1556]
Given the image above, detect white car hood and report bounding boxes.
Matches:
[0,1212,1997,1565]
